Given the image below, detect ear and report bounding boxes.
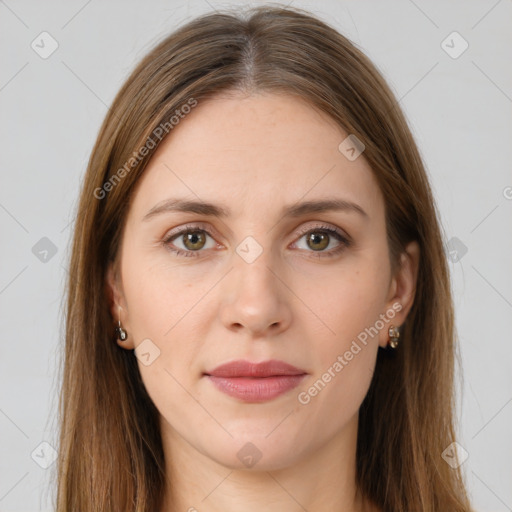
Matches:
[378,240,420,348]
[105,263,134,349]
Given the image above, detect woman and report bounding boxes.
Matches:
[56,5,473,511]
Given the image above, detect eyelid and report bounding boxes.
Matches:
[164,221,349,241]
[163,221,222,242]
[292,222,351,244]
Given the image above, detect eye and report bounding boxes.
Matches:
[292,224,351,258]
[162,223,351,258]
[163,223,217,257]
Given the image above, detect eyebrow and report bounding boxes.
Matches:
[142,197,369,222]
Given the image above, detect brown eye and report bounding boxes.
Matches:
[163,225,217,257]
[163,223,350,259]
[182,231,207,251]
[293,225,351,258]
[305,232,330,251]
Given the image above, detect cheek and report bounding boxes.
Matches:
[120,247,210,390]
[300,344,378,440]
[296,285,382,434]
[298,256,389,352]
[121,257,208,426]
[295,255,388,407]
[122,247,203,340]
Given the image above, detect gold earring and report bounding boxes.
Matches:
[388,325,400,349]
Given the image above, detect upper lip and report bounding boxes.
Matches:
[205,359,307,378]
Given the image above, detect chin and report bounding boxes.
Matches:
[197,427,308,472]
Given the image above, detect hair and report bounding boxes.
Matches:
[54,4,473,511]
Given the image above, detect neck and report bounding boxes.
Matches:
[159,413,376,512]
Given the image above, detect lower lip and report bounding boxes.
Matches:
[206,375,307,403]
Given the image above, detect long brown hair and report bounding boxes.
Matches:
[54,5,473,511]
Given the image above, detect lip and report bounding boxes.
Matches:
[204,359,307,403]
[206,359,306,378]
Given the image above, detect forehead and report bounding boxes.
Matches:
[128,92,384,224]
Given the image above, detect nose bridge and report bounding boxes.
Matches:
[236,246,276,291]
[233,235,281,303]
[219,235,291,335]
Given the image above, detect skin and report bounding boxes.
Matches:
[106,91,419,512]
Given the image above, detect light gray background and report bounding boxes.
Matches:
[1,1,511,510]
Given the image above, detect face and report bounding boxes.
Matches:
[107,92,418,471]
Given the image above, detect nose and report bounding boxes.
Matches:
[219,251,292,338]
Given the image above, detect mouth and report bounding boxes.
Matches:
[203,359,308,403]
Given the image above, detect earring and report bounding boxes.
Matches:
[387,325,400,349]
[115,306,128,342]
[115,320,128,342]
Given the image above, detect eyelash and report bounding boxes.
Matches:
[162,222,351,259]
